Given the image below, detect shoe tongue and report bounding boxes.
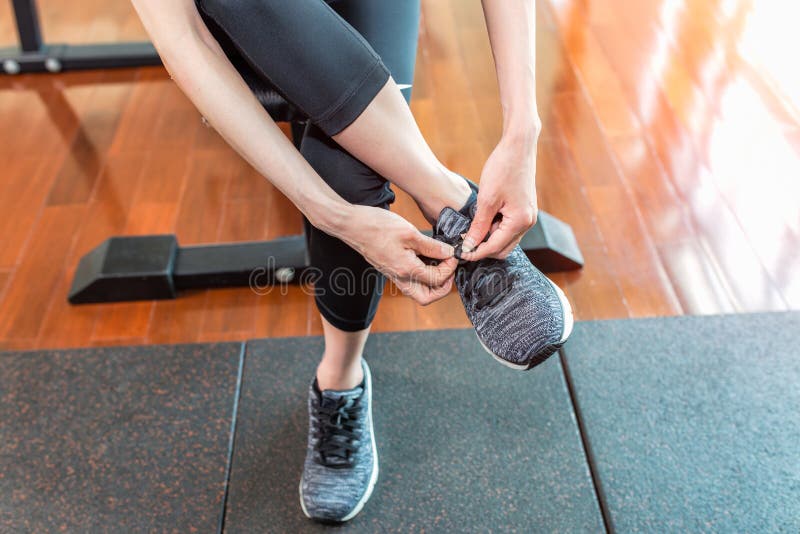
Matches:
[434,207,471,243]
[320,386,363,409]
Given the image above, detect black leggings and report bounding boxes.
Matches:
[195,0,421,331]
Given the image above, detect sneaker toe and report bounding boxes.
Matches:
[301,476,364,521]
[301,459,373,521]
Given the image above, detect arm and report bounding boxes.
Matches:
[131,0,456,302]
[461,0,542,260]
[131,0,348,233]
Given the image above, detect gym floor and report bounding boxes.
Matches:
[0,0,798,350]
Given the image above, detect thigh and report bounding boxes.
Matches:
[300,0,421,206]
[330,0,421,103]
[300,122,394,208]
[195,0,390,136]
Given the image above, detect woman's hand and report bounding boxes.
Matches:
[338,205,458,305]
[461,128,540,261]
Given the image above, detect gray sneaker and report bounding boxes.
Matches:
[433,204,574,370]
[299,359,378,522]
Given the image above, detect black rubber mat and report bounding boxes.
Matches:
[561,312,800,532]
[0,343,244,532]
[223,331,604,533]
[7,312,797,532]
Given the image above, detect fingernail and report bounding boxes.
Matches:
[443,243,455,256]
[461,237,477,253]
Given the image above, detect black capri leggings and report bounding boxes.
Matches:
[194,0,421,331]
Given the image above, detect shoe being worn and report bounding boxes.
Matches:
[433,203,574,370]
[300,359,378,522]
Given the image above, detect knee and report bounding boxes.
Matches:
[195,0,227,18]
[300,128,395,208]
[197,0,278,21]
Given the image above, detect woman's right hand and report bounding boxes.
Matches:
[337,205,458,305]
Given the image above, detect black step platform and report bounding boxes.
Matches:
[68,210,584,304]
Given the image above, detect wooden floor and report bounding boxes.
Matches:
[1,0,798,350]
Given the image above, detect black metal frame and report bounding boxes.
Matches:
[0,0,161,75]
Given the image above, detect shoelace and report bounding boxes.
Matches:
[312,395,363,468]
[438,233,517,311]
[458,258,516,310]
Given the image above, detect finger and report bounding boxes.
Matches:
[406,256,458,287]
[461,225,516,261]
[412,232,455,260]
[394,277,429,305]
[393,277,419,302]
[462,199,499,254]
[397,275,454,305]
[496,236,523,260]
[424,275,455,304]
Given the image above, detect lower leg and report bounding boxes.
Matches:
[316,315,368,390]
[333,79,472,223]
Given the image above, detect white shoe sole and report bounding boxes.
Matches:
[476,276,574,370]
[299,361,379,522]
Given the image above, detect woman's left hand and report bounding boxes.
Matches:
[460,127,541,261]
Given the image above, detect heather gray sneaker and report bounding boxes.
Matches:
[299,359,378,522]
[433,204,574,370]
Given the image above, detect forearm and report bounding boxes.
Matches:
[481,0,541,142]
[131,0,351,235]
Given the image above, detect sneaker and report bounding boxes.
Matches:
[433,203,574,370]
[299,359,378,522]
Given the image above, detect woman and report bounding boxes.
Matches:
[132,0,572,522]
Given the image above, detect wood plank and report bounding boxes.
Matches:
[45,130,106,206]
[0,339,38,351]
[134,148,190,203]
[89,337,148,348]
[55,71,137,154]
[147,290,209,345]
[263,189,304,238]
[559,244,630,321]
[148,82,202,151]
[217,199,270,243]
[369,286,419,333]
[657,239,737,316]
[174,149,238,245]
[107,68,170,154]
[537,139,605,247]
[558,29,642,137]
[65,151,148,271]
[253,286,313,339]
[90,300,154,342]
[0,205,86,344]
[226,158,278,201]
[584,184,683,317]
[0,271,10,302]
[551,91,622,188]
[606,135,696,243]
[197,288,258,343]
[0,156,60,269]
[36,276,100,351]
[123,202,178,235]
[415,290,470,330]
